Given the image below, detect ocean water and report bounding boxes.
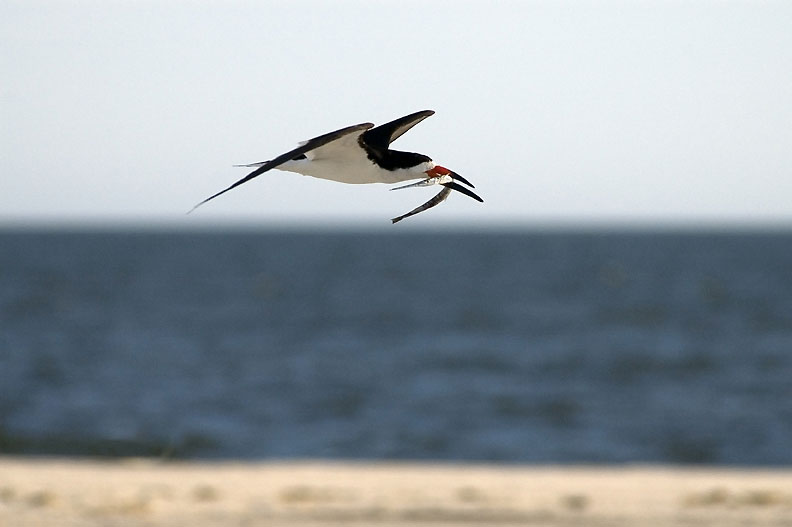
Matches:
[1,228,791,464]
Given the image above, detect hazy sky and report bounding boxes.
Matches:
[2,1,791,227]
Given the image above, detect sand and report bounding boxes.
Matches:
[1,457,791,526]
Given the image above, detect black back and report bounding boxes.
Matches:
[359,144,432,171]
[359,110,435,170]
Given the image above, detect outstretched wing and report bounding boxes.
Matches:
[362,110,435,149]
[189,122,374,213]
[391,186,452,224]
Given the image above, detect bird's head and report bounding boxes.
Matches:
[426,165,483,202]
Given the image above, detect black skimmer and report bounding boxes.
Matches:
[189,110,483,223]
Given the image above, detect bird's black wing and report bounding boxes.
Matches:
[391,186,452,224]
[362,110,435,149]
[189,122,374,213]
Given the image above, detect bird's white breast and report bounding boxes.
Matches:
[278,156,433,185]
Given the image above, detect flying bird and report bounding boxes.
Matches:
[189,110,483,223]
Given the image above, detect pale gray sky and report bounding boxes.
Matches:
[2,1,791,227]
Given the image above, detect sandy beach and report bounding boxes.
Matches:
[1,458,791,526]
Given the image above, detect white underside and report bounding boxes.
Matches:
[276,130,434,184]
[277,157,433,184]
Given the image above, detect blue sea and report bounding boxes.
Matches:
[1,228,791,465]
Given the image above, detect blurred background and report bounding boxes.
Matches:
[1,1,791,465]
